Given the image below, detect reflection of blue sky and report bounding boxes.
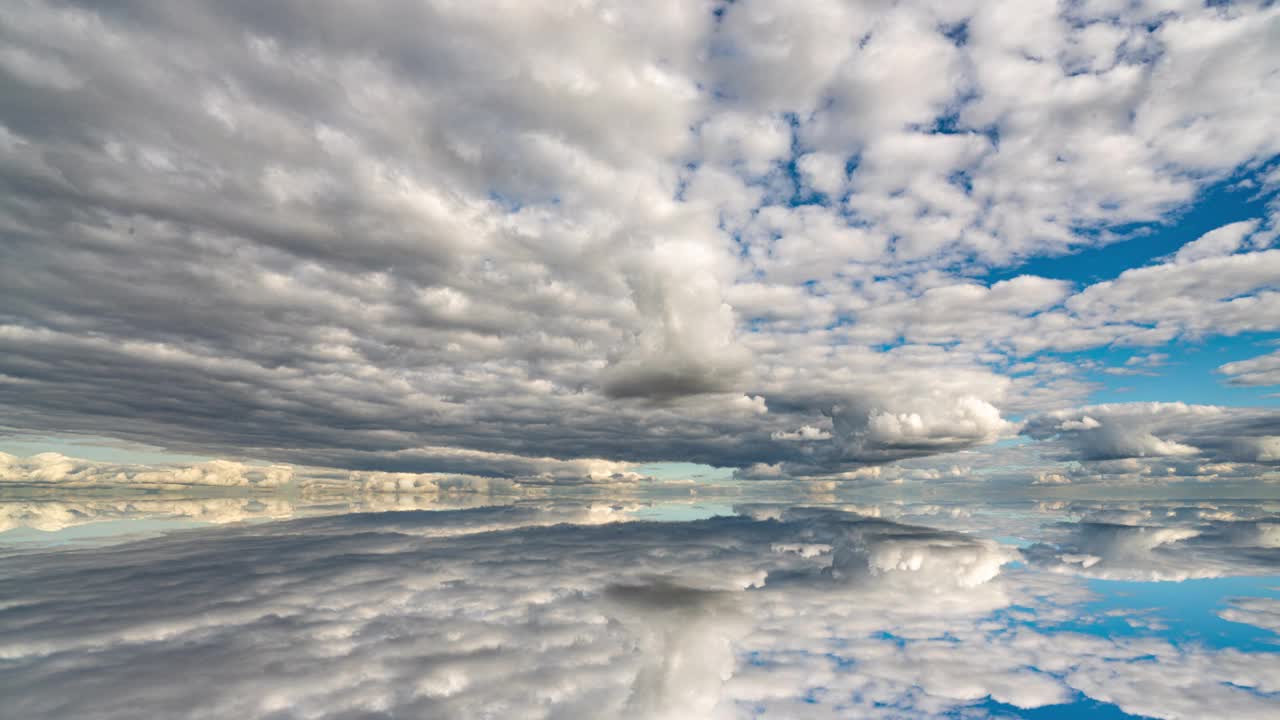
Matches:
[0,517,208,549]
[629,502,737,522]
[973,696,1149,719]
[2,491,1278,719]
[1065,577,1280,652]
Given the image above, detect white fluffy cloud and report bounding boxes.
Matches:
[1219,349,1280,388]
[0,452,293,489]
[0,450,657,493]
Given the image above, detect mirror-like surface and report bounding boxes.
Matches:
[3,489,1277,719]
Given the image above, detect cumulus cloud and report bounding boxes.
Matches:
[1032,245,1280,351]
[0,452,293,489]
[1024,402,1280,466]
[1219,349,1280,387]
[1172,219,1260,264]
[834,393,1015,462]
[0,450,659,494]
[1033,471,1071,486]
[769,425,831,442]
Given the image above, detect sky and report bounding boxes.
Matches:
[1,0,1279,493]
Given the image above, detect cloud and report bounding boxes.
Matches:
[835,394,1015,461]
[1042,246,1280,350]
[1172,219,1260,264]
[1033,471,1071,486]
[1024,402,1280,465]
[0,452,293,489]
[1219,349,1280,387]
[769,425,832,442]
[1032,631,1280,720]
[0,450,659,493]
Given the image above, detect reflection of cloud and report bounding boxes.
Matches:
[2,505,1278,719]
[0,506,1026,719]
[1025,510,1280,581]
[0,497,296,533]
[1011,628,1280,720]
[1219,597,1280,636]
[0,492,528,534]
[342,492,512,515]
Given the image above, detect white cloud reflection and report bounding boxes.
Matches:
[2,501,1278,719]
[1025,500,1280,581]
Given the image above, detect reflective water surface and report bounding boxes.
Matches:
[2,488,1278,719]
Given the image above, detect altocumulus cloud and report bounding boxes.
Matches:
[0,0,1279,480]
[3,505,1279,719]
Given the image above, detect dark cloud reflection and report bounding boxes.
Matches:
[2,497,1279,719]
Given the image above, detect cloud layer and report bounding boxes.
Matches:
[1,0,1278,478]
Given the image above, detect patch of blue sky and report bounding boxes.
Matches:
[963,694,1152,719]
[1045,333,1280,408]
[871,630,908,648]
[986,163,1278,287]
[631,461,735,483]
